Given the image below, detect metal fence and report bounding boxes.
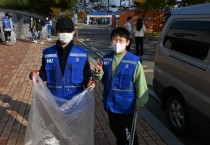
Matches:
[15,16,24,39]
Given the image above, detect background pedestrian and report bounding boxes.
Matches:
[36,18,44,44]
[29,16,37,43]
[133,18,147,56]
[45,17,52,41]
[2,12,13,44]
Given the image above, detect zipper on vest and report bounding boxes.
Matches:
[63,76,69,91]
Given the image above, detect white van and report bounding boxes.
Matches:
[153,3,210,142]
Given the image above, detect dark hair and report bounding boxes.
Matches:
[110,27,130,40]
[5,12,9,16]
[127,17,132,21]
[136,18,143,31]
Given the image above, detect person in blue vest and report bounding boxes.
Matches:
[30,17,95,100]
[45,17,52,41]
[95,27,148,145]
[2,12,13,44]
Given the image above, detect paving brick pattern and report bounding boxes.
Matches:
[0,39,167,145]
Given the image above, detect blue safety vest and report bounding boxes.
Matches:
[43,45,87,100]
[102,52,140,114]
[45,20,52,29]
[2,17,12,31]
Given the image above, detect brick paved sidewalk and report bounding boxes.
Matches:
[0,40,167,145]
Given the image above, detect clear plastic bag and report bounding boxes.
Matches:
[0,31,16,45]
[8,31,16,45]
[24,77,95,145]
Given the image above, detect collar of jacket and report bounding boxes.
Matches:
[56,40,73,52]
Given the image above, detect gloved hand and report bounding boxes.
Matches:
[29,70,39,82]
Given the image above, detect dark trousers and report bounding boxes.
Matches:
[135,37,144,56]
[126,38,132,51]
[4,31,11,42]
[108,110,139,145]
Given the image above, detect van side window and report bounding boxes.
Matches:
[163,21,210,60]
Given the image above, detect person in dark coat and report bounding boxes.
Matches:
[29,16,37,43]
[36,18,44,44]
[29,17,96,100]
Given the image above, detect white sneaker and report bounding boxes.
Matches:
[47,38,51,41]
[6,41,9,45]
[32,40,37,43]
[40,42,44,44]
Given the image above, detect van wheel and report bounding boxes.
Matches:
[166,92,188,135]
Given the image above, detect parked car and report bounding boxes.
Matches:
[153,3,210,143]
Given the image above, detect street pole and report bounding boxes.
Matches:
[120,0,122,10]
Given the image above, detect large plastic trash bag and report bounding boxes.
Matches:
[8,31,16,45]
[24,76,95,145]
[1,30,5,42]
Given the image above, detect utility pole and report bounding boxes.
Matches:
[120,0,122,10]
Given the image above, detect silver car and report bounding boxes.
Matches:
[153,3,210,143]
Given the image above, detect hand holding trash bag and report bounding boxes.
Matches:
[29,70,39,82]
[26,17,96,145]
[25,76,95,145]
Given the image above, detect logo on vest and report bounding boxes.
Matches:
[125,64,129,68]
[104,61,109,65]
[47,58,53,63]
[76,57,79,62]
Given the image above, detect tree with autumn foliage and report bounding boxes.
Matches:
[77,11,88,23]
[133,0,176,19]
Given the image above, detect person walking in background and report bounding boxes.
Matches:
[133,18,147,57]
[2,12,13,44]
[94,27,148,145]
[29,17,95,100]
[45,17,52,41]
[36,18,44,44]
[124,16,133,51]
[29,16,37,43]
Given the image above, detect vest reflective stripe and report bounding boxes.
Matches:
[102,52,140,114]
[43,45,87,100]
[112,88,134,92]
[48,86,62,88]
[103,58,112,61]
[70,53,87,57]
[122,60,137,64]
[48,85,82,88]
[64,85,83,88]
[44,54,57,58]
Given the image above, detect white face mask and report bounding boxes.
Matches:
[58,33,74,44]
[111,43,126,54]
